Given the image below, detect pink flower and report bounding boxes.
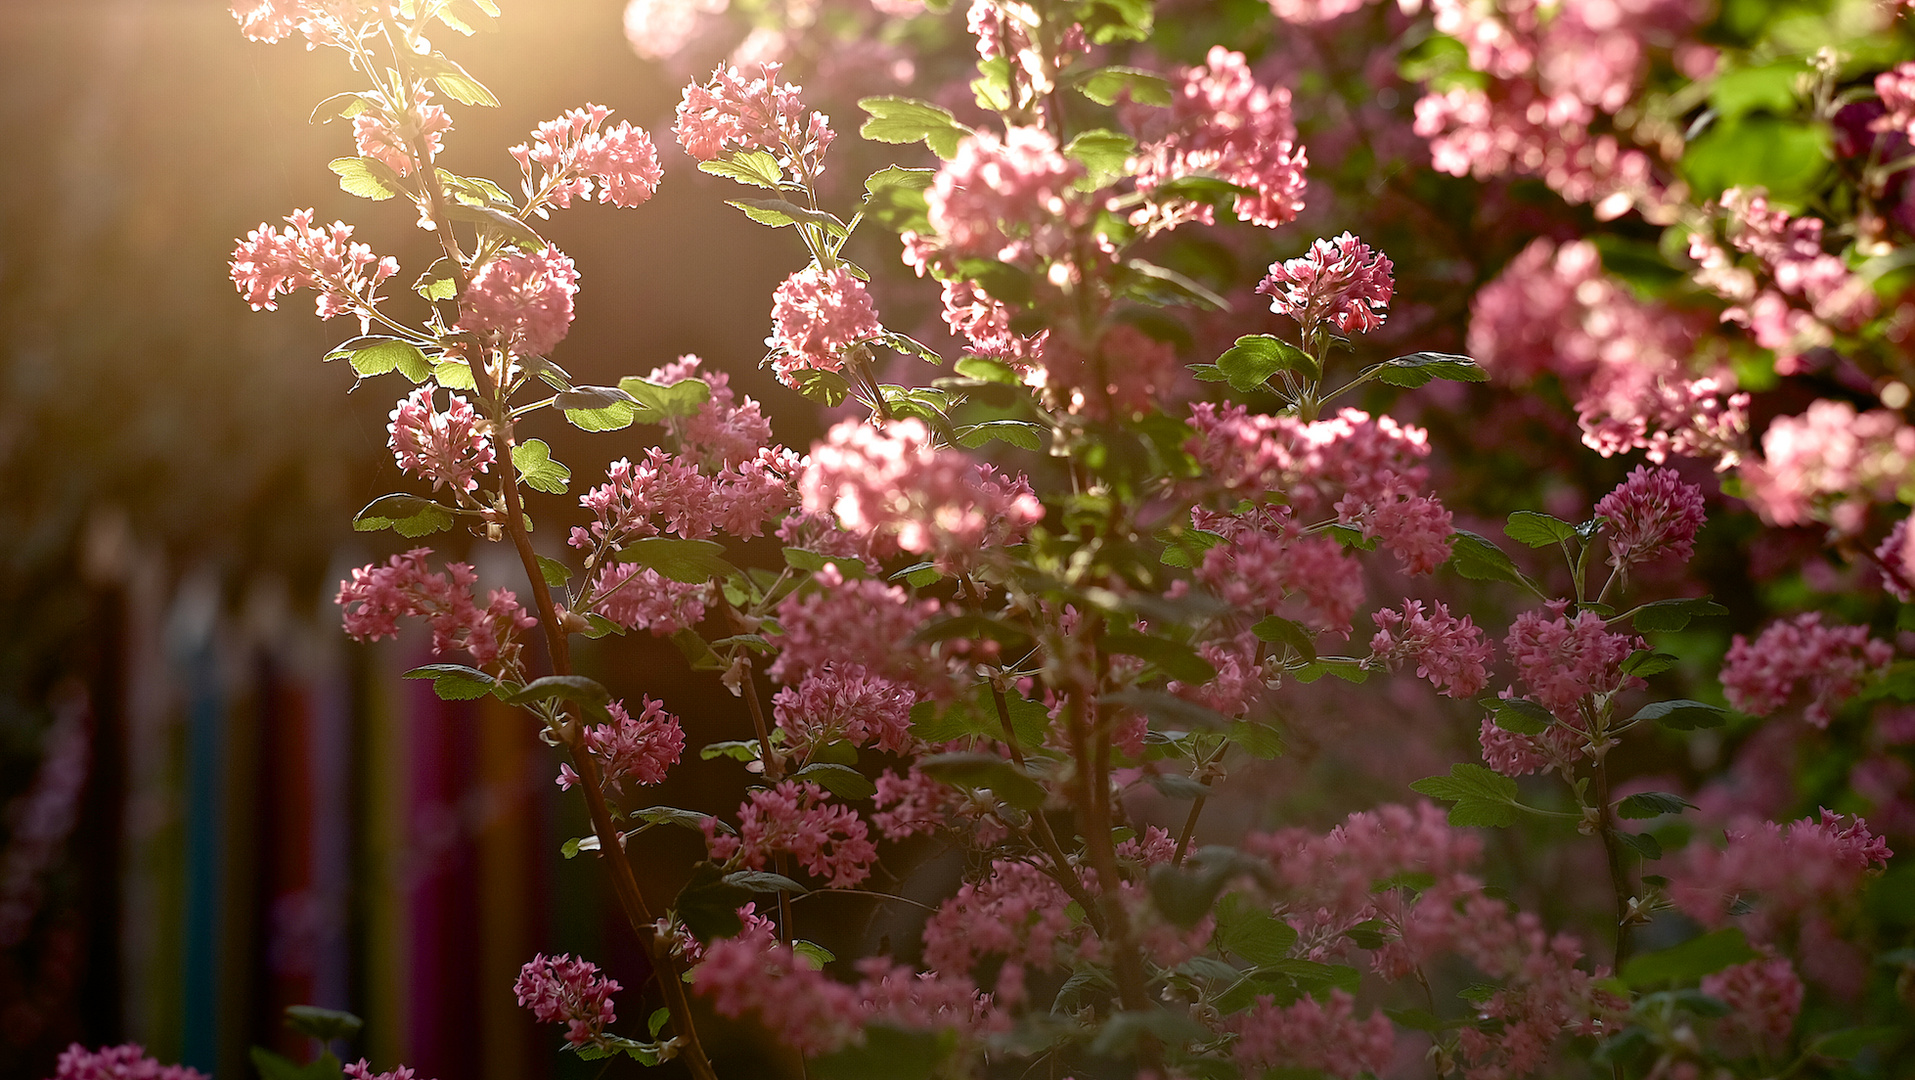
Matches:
[1229,991,1394,1080]
[1702,957,1802,1046]
[1740,400,1915,536]
[572,698,685,794]
[692,916,865,1054]
[335,549,537,675]
[1130,46,1309,230]
[1371,599,1492,698]
[1593,465,1706,570]
[571,449,798,551]
[514,953,620,1047]
[343,1063,430,1080]
[1669,809,1892,936]
[1257,233,1394,335]
[922,857,1080,976]
[800,418,1043,565]
[1187,403,1434,518]
[772,664,917,755]
[455,246,580,358]
[673,62,834,175]
[1720,612,1893,727]
[511,104,663,211]
[386,387,495,494]
[352,90,452,178]
[1875,62,1915,140]
[1195,511,1363,634]
[940,280,1045,372]
[766,265,883,386]
[229,0,360,46]
[1875,517,1915,602]
[50,1045,208,1080]
[230,209,399,320]
[921,127,1089,270]
[705,780,878,888]
[587,563,709,635]
[649,354,774,468]
[1504,601,1639,720]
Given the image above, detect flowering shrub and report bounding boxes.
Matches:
[57,0,1915,1078]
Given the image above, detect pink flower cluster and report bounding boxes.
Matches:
[1130,47,1310,230]
[940,280,1045,372]
[1257,232,1394,335]
[386,387,495,494]
[800,418,1042,565]
[511,104,663,211]
[871,765,1008,845]
[921,857,1078,983]
[1875,62,1915,140]
[49,1044,207,1080]
[648,354,773,468]
[1253,802,1483,920]
[229,0,360,46]
[704,780,878,888]
[1670,809,1891,935]
[1593,465,1706,570]
[1505,601,1639,720]
[1701,957,1803,1046]
[1194,509,1363,633]
[230,209,399,320]
[344,1063,429,1080]
[586,563,709,635]
[770,566,940,685]
[514,953,620,1046]
[1469,238,1749,464]
[1229,991,1394,1080]
[570,448,797,551]
[766,265,883,387]
[557,697,685,794]
[1719,612,1893,727]
[455,245,580,359]
[1877,517,1915,601]
[772,663,916,755]
[673,61,834,175]
[353,90,453,179]
[915,127,1090,273]
[1740,400,1915,536]
[1370,599,1492,698]
[1412,0,1702,217]
[335,549,537,674]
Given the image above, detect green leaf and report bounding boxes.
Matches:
[413,52,498,105]
[442,203,543,249]
[402,663,497,701]
[1075,65,1173,106]
[352,493,454,538]
[1617,831,1664,859]
[1622,649,1680,677]
[917,751,1046,809]
[724,870,808,894]
[1157,525,1226,569]
[1621,928,1758,987]
[1629,597,1728,633]
[858,96,968,158]
[619,375,711,420]
[571,1035,663,1064]
[1681,116,1830,202]
[1103,631,1216,684]
[1487,697,1553,736]
[1122,259,1230,310]
[329,156,404,201]
[1708,62,1802,121]
[635,805,729,834]
[535,555,572,589]
[1617,791,1696,819]
[617,536,736,584]
[1214,334,1314,393]
[1226,719,1284,759]
[1410,763,1519,827]
[955,258,1034,306]
[1079,0,1153,42]
[699,149,782,188]
[791,939,836,970]
[810,1025,956,1080]
[790,368,852,406]
[1251,615,1317,664]
[557,385,644,432]
[673,862,751,940]
[864,164,937,196]
[1365,352,1488,388]
[1063,129,1137,188]
[250,1048,343,1080]
[1630,699,1727,730]
[791,762,877,800]
[344,339,432,382]
[956,419,1045,451]
[1147,857,1237,929]
[505,676,612,718]
[647,1007,670,1038]
[284,1005,363,1042]
[1505,511,1578,548]
[1808,1026,1899,1060]
[511,438,570,495]
[1445,530,1529,589]
[1292,657,1372,684]
[1104,688,1230,732]
[1216,894,1298,966]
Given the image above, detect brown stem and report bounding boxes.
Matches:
[1591,753,1634,971]
[984,677,1107,937]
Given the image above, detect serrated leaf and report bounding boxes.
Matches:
[1488,697,1553,735]
[330,156,405,201]
[789,367,852,405]
[791,939,835,970]
[506,675,611,714]
[1617,830,1664,859]
[556,385,644,432]
[1629,597,1728,633]
[402,663,497,701]
[618,536,736,585]
[352,493,454,538]
[1217,895,1297,966]
[619,375,710,420]
[442,203,543,249]
[1622,649,1680,677]
[1157,525,1226,569]
[858,96,968,158]
[284,1004,363,1042]
[956,419,1044,451]
[1365,351,1488,388]
[1505,510,1578,548]
[724,870,808,894]
[917,751,1046,809]
[1410,763,1519,827]
[1630,699,1727,730]
[511,438,570,495]
[1620,928,1757,987]
[864,164,937,196]
[1075,65,1173,106]
[535,555,572,589]
[791,762,877,800]
[635,805,728,833]
[1446,529,1529,589]
[1063,129,1136,188]
[346,339,432,382]
[1251,615,1317,663]
[700,149,783,188]
[1617,791,1695,819]
[415,53,498,105]
[1149,773,1210,799]
[1226,719,1284,759]
[1103,631,1216,684]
